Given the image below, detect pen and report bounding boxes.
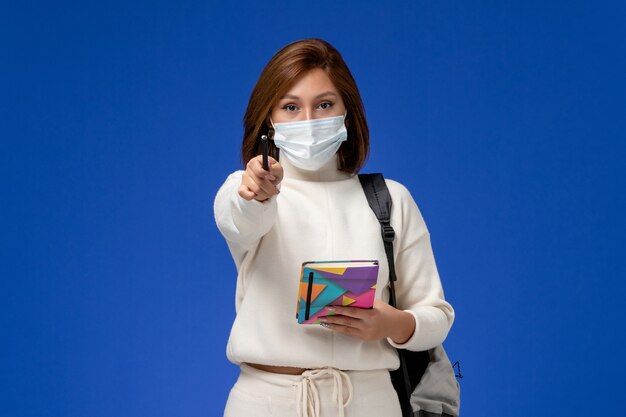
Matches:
[261,134,269,171]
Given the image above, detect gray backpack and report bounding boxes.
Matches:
[359,173,462,417]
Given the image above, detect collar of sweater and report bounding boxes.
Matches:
[279,149,354,182]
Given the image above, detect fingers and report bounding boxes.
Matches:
[319,306,382,341]
[321,321,359,337]
[238,164,270,201]
[267,156,284,185]
[326,306,368,319]
[319,315,367,340]
[249,157,276,182]
[320,314,361,329]
[238,155,284,202]
[320,307,364,329]
[238,184,256,201]
[244,170,277,199]
[240,157,280,202]
[246,156,276,181]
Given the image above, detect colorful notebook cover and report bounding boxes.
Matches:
[296,260,379,324]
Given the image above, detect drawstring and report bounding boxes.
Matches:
[293,367,353,417]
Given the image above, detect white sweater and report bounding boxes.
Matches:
[213,150,455,371]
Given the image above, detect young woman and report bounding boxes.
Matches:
[214,38,455,417]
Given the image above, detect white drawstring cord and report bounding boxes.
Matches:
[293,367,353,417]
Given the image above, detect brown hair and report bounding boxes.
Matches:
[241,38,369,173]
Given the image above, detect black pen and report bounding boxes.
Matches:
[261,134,269,171]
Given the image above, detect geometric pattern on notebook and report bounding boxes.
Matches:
[342,295,356,306]
[297,263,379,324]
[299,283,326,303]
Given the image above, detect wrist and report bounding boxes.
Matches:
[388,310,416,345]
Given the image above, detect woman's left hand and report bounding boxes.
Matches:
[319,299,416,344]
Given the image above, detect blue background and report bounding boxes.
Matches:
[2,1,624,416]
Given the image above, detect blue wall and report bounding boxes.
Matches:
[2,1,624,416]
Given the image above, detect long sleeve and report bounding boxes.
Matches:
[213,170,278,268]
[384,180,455,352]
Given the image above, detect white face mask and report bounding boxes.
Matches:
[270,113,348,171]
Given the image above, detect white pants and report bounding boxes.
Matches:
[223,363,402,417]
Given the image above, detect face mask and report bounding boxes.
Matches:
[270,113,348,171]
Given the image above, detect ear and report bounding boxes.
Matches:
[265,117,275,139]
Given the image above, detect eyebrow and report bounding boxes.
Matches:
[280,91,338,100]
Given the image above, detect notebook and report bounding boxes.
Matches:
[296,260,379,324]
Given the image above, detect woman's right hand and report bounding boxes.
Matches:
[238,155,283,202]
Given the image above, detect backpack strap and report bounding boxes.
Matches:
[360,174,457,417]
[358,173,398,306]
[358,173,414,415]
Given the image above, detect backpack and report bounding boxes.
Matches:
[358,173,461,417]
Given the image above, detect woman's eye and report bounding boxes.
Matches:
[283,104,298,112]
[318,102,333,110]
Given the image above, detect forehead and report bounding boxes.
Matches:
[281,68,339,98]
